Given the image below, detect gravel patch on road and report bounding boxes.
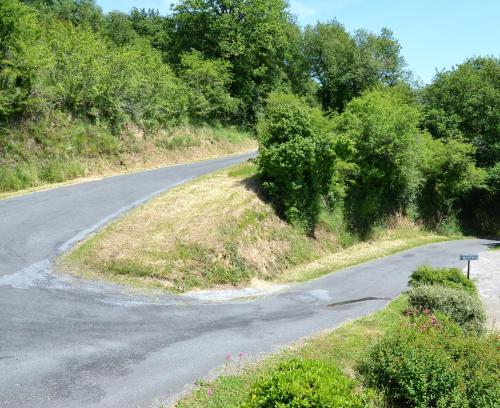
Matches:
[471,249,500,331]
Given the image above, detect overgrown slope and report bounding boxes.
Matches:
[60,162,450,292]
[0,122,256,194]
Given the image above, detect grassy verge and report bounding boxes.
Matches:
[0,122,256,199]
[59,162,455,292]
[172,297,408,408]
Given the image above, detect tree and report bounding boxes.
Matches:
[168,0,296,122]
[304,21,359,112]
[335,88,423,234]
[179,51,238,123]
[129,7,169,53]
[304,21,406,112]
[0,0,49,120]
[354,27,406,86]
[418,136,485,228]
[257,93,336,232]
[423,57,500,168]
[22,0,104,30]
[103,11,137,46]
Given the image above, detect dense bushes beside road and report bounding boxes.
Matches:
[361,265,497,407]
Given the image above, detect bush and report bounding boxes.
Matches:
[334,88,424,235]
[362,316,500,408]
[407,285,485,334]
[257,93,336,232]
[447,334,500,407]
[362,322,466,408]
[409,265,477,293]
[241,359,363,408]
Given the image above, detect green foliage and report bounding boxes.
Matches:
[180,51,238,123]
[169,0,295,121]
[334,88,423,234]
[257,93,336,232]
[103,11,137,46]
[48,24,186,129]
[362,314,499,408]
[418,134,485,226]
[304,21,406,112]
[445,334,500,407]
[407,285,485,334]
[423,57,500,168]
[23,0,104,30]
[409,265,477,293]
[241,359,363,408]
[0,0,49,118]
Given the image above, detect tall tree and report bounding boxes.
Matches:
[22,0,103,30]
[423,56,500,168]
[304,21,406,112]
[168,0,297,122]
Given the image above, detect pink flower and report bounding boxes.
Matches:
[207,388,214,397]
[238,352,245,359]
[225,353,232,361]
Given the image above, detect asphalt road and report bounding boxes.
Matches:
[0,152,496,408]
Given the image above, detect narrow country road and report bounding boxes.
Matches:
[0,153,496,408]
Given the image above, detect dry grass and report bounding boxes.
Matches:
[0,125,256,200]
[61,162,453,292]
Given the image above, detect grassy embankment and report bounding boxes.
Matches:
[60,161,454,292]
[172,297,407,407]
[0,122,256,199]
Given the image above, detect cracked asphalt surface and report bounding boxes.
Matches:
[0,152,496,408]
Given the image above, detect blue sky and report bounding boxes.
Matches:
[97,0,500,84]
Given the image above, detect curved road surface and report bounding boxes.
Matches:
[0,152,496,408]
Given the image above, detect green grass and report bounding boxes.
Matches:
[173,297,407,408]
[0,115,255,195]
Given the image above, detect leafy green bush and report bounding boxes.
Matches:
[257,92,336,232]
[417,135,485,228]
[241,359,363,408]
[409,264,477,293]
[407,284,485,334]
[362,317,465,408]
[447,334,500,407]
[180,50,238,123]
[334,87,424,235]
[362,316,499,408]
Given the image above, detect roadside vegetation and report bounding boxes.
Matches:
[173,266,499,408]
[60,162,449,292]
[0,123,255,195]
[2,0,498,237]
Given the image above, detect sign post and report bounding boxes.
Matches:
[459,254,478,279]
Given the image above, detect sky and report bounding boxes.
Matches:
[97,0,500,84]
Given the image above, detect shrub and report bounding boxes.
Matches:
[407,285,485,334]
[241,359,363,408]
[409,264,477,293]
[447,334,500,407]
[334,88,424,236]
[362,317,500,408]
[362,318,466,408]
[257,93,336,232]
